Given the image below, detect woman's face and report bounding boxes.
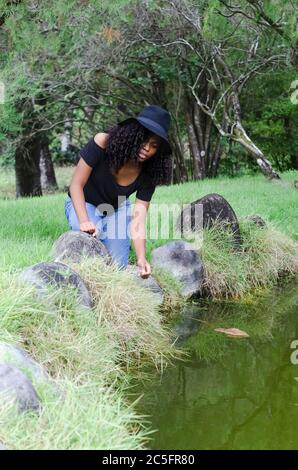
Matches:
[138,135,161,162]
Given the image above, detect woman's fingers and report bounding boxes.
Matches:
[79,221,97,236]
[138,260,151,278]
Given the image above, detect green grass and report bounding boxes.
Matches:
[0,168,296,299]
[0,167,297,448]
[0,166,71,200]
[0,258,176,449]
[0,381,147,450]
[200,220,297,298]
[0,167,297,268]
[149,170,297,240]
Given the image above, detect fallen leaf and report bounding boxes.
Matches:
[214,327,249,338]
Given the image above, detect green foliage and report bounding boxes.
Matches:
[203,0,230,40]
[242,71,298,172]
[0,0,297,179]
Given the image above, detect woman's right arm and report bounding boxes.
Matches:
[69,158,97,235]
[69,133,108,235]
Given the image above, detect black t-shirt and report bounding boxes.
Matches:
[67,137,156,211]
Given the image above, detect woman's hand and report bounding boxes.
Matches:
[137,257,151,279]
[80,221,97,237]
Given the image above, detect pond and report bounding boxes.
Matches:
[133,281,298,450]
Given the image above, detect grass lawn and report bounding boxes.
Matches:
[0,166,297,449]
[0,167,297,272]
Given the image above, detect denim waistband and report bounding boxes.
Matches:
[64,195,131,212]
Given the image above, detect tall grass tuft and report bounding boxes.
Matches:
[0,267,169,449]
[0,271,122,383]
[200,220,298,299]
[68,257,179,372]
[0,380,148,450]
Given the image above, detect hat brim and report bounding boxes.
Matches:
[117,117,172,154]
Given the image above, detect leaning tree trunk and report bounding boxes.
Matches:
[39,134,58,192]
[216,53,280,179]
[190,51,281,180]
[232,122,280,179]
[15,135,42,197]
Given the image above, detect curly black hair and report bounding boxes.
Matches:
[104,120,172,186]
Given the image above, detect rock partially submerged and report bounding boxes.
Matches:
[20,261,92,309]
[177,193,242,247]
[151,240,204,298]
[53,230,111,264]
[0,364,40,413]
[126,265,164,306]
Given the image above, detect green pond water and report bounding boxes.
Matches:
[133,281,298,450]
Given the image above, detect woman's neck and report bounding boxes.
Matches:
[125,159,143,169]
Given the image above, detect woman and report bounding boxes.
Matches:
[64,105,172,278]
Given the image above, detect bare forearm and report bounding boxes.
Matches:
[130,219,146,260]
[69,183,89,224]
[132,235,146,260]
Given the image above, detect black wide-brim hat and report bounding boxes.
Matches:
[117,105,172,154]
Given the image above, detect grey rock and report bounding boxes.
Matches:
[151,241,204,298]
[0,343,46,381]
[245,214,267,228]
[20,261,92,309]
[177,193,242,247]
[0,364,40,412]
[126,265,164,306]
[53,230,111,264]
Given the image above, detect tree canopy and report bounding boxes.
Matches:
[0,0,297,195]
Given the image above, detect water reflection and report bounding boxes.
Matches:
[135,282,298,449]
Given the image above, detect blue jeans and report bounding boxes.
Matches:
[64,196,132,269]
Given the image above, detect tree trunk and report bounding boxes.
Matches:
[192,104,206,178]
[210,134,223,177]
[40,134,58,192]
[232,122,280,179]
[60,117,72,153]
[216,53,280,179]
[284,115,298,170]
[171,128,189,183]
[185,103,205,180]
[203,116,212,171]
[15,135,42,197]
[290,154,298,170]
[208,113,229,177]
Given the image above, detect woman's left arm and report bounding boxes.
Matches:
[131,199,151,278]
